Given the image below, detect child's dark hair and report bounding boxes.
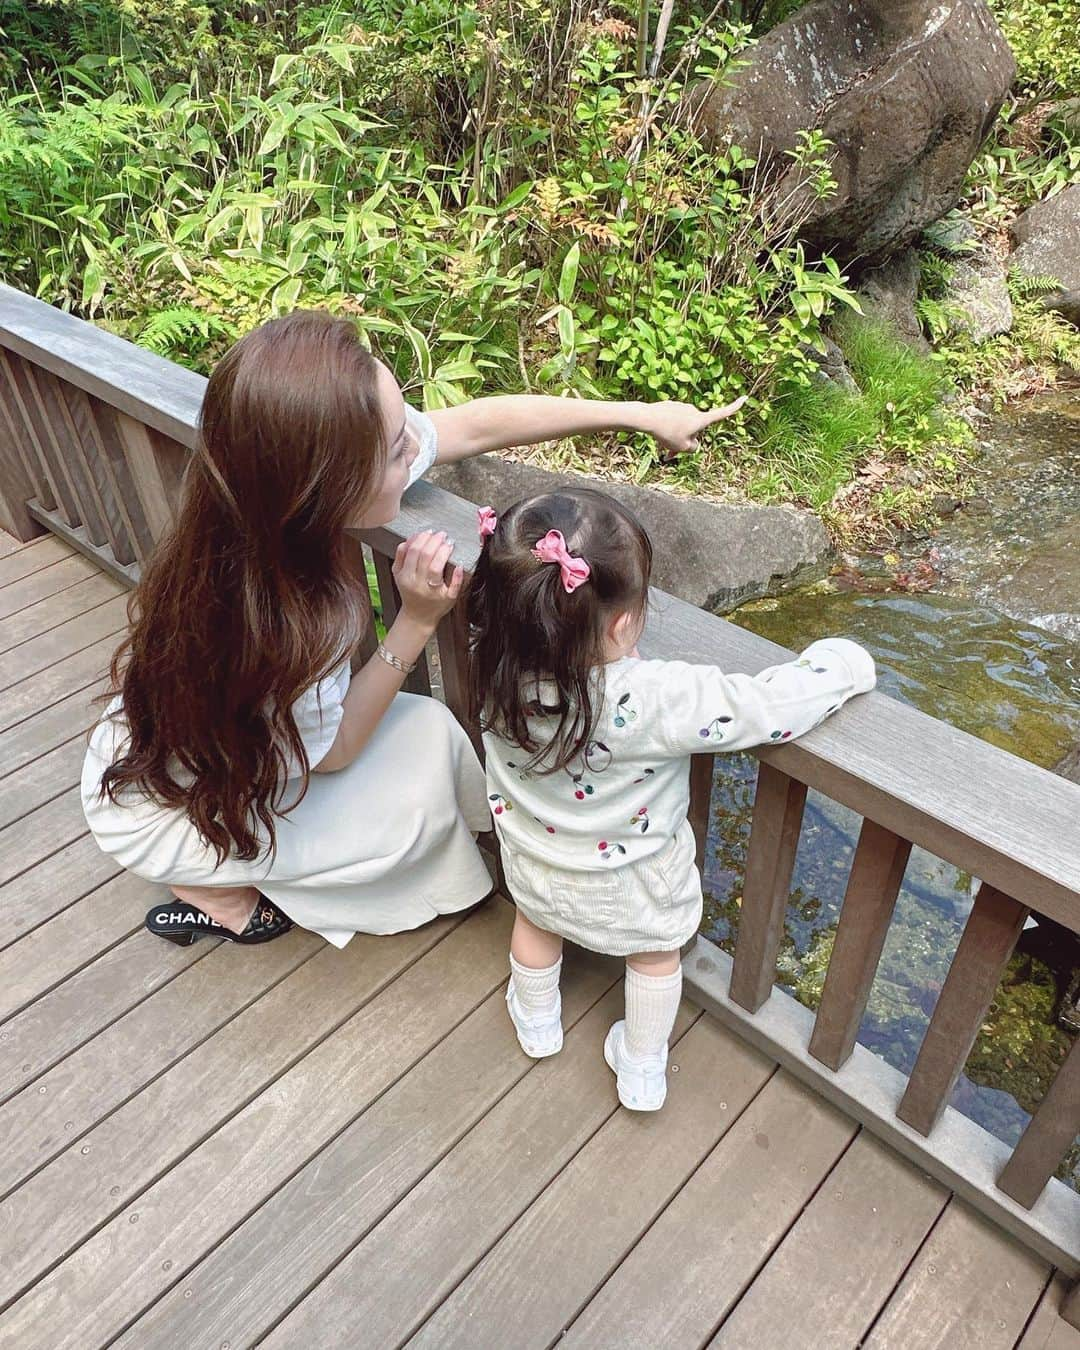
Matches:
[467,487,652,772]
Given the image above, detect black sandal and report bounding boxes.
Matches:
[145,897,293,947]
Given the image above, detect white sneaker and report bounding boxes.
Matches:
[506,979,564,1058]
[604,1020,668,1111]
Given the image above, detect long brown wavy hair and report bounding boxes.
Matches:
[99,310,386,863]
[467,488,652,773]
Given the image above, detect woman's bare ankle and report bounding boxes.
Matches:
[170,884,259,935]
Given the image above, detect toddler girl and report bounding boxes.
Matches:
[467,487,876,1110]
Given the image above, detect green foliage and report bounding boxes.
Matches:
[0,0,1072,533]
[744,318,963,508]
[989,0,1080,97]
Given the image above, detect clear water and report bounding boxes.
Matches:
[700,391,1080,1186]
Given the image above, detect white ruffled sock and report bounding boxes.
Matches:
[509,954,562,1017]
[624,965,682,1060]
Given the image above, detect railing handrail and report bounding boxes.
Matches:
[2,280,1077,929]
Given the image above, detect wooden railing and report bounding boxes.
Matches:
[1,283,1078,1311]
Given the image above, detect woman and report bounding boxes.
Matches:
[81,310,744,946]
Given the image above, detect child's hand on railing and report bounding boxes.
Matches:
[393,530,463,632]
[639,395,748,460]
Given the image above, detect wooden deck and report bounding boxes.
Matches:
[0,528,1077,1350]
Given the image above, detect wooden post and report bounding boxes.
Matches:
[997,1033,1080,1209]
[688,753,714,875]
[898,883,1029,1137]
[1064,1278,1080,1332]
[808,820,912,1071]
[729,761,807,1014]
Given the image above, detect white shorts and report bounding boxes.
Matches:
[502,819,703,957]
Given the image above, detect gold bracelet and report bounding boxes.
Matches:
[376,641,417,675]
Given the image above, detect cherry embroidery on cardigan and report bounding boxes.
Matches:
[613,693,638,728]
[597,840,627,861]
[699,715,733,742]
[629,806,650,834]
[769,729,793,741]
[533,817,556,834]
[489,793,514,815]
[796,658,829,674]
[632,767,655,785]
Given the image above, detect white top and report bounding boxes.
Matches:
[89,402,440,780]
[483,637,876,871]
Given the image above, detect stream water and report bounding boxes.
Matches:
[700,390,1080,1186]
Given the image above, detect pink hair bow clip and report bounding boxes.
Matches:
[531,529,591,594]
[477,506,498,540]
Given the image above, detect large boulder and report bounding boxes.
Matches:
[429,458,833,613]
[1009,185,1080,293]
[856,248,930,350]
[943,244,1013,341]
[689,0,1016,263]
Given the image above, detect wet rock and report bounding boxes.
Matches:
[1054,743,1080,785]
[1045,289,1080,328]
[688,0,1015,262]
[923,214,978,255]
[943,244,1013,341]
[804,336,860,393]
[932,493,962,517]
[1009,185,1080,293]
[429,457,833,613]
[1046,97,1080,144]
[856,248,929,351]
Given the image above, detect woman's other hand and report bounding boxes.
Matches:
[640,395,748,459]
[393,530,464,631]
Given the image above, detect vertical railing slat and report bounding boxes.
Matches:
[0,359,49,540]
[86,397,157,563]
[688,754,714,875]
[55,381,137,566]
[343,534,378,673]
[898,882,1029,1136]
[809,820,912,1071]
[729,761,807,1013]
[997,1034,1080,1209]
[0,350,71,524]
[29,367,110,548]
[112,410,179,543]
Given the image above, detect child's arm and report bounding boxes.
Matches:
[426,394,747,464]
[651,639,876,758]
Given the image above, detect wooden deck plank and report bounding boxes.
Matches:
[0,903,508,1345]
[3,832,120,948]
[260,994,700,1350]
[865,1199,1050,1349]
[0,924,227,1108]
[410,1019,776,1350]
[0,925,320,1200]
[0,685,99,781]
[0,634,118,735]
[0,592,127,693]
[0,534,72,589]
[1018,1274,1080,1350]
[0,737,86,829]
[0,573,123,657]
[562,1073,857,1350]
[710,1132,948,1348]
[0,871,150,1024]
[0,787,90,889]
[113,951,620,1349]
[0,553,98,621]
